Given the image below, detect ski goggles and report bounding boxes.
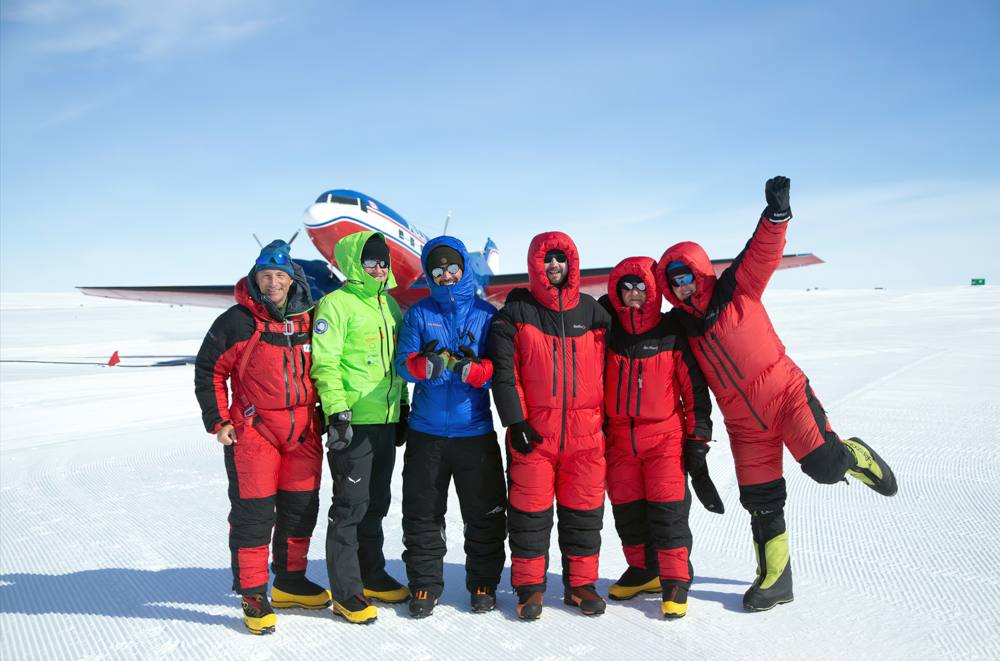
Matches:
[256,252,290,266]
[621,281,646,291]
[543,250,568,264]
[361,258,389,269]
[670,272,695,287]
[431,263,461,278]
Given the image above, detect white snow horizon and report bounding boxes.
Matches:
[1,288,998,660]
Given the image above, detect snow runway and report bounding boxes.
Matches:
[2,288,998,660]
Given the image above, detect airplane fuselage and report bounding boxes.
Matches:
[304,190,431,290]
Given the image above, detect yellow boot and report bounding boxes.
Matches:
[843,437,898,496]
[661,581,688,619]
[332,594,378,624]
[241,593,276,635]
[608,566,661,601]
[272,576,332,609]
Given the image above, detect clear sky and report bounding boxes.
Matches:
[2,0,998,292]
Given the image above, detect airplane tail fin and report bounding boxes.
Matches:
[466,237,500,278]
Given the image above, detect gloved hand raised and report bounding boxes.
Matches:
[451,345,492,388]
[764,176,792,222]
[395,403,409,447]
[327,410,354,451]
[508,420,543,454]
[684,439,725,513]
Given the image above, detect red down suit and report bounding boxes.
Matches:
[603,257,712,586]
[194,267,323,595]
[487,231,611,592]
[657,217,850,512]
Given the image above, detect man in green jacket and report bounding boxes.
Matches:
[311,230,410,624]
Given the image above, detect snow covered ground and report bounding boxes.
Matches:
[2,287,999,661]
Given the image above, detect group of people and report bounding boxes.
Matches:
[195,176,898,635]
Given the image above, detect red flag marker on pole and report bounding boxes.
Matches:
[107,351,121,367]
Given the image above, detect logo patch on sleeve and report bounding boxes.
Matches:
[315,319,329,334]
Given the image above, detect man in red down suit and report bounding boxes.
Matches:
[195,240,330,634]
[656,176,898,612]
[488,231,611,620]
[600,256,720,619]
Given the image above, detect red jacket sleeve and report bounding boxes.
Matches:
[732,216,789,300]
[487,305,527,426]
[194,307,250,434]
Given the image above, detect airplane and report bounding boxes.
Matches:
[78,189,824,310]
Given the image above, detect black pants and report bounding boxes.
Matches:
[401,430,507,597]
[325,423,396,602]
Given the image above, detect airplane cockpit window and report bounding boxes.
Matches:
[398,230,405,240]
[315,192,361,207]
[410,237,415,247]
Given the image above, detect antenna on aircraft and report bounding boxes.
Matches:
[252,233,264,248]
[288,230,300,245]
[442,210,452,235]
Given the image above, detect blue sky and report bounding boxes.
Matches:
[2,0,998,292]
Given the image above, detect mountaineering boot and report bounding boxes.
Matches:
[363,570,410,603]
[661,581,688,619]
[564,584,607,616]
[516,590,544,621]
[843,437,898,496]
[332,594,378,624]
[271,575,332,609]
[241,593,276,635]
[608,566,661,601]
[408,589,439,618]
[743,510,794,612]
[470,586,497,613]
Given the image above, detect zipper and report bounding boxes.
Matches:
[615,361,624,414]
[625,308,635,417]
[701,337,768,430]
[571,339,577,398]
[630,418,637,457]
[552,338,558,397]
[377,294,393,424]
[699,340,727,388]
[282,353,291,407]
[636,361,643,416]
[710,331,744,379]
[558,289,567,452]
[287,342,301,406]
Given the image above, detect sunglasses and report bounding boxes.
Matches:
[256,253,289,266]
[431,263,461,278]
[543,250,568,264]
[362,258,389,269]
[621,281,646,291]
[671,273,694,287]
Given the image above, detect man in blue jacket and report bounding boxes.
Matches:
[395,236,507,618]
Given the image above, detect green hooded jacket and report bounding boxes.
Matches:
[311,231,408,424]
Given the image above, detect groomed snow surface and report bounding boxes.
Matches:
[2,287,999,660]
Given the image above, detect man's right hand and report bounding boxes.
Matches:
[508,420,543,454]
[326,410,354,451]
[406,340,448,380]
[764,176,792,222]
[216,423,237,446]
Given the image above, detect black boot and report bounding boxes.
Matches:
[564,584,607,616]
[743,509,794,612]
[408,589,439,618]
[470,586,497,613]
[516,590,543,621]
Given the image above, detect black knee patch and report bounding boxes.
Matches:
[800,441,852,484]
[739,479,787,514]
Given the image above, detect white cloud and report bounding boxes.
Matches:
[2,0,279,59]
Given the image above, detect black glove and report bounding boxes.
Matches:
[684,439,725,513]
[508,420,543,454]
[419,340,448,380]
[395,403,409,447]
[764,175,792,222]
[326,410,353,451]
[451,345,478,382]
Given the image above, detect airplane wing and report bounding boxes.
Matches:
[480,252,823,308]
[76,285,235,308]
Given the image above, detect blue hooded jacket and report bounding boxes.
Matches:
[395,236,496,437]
